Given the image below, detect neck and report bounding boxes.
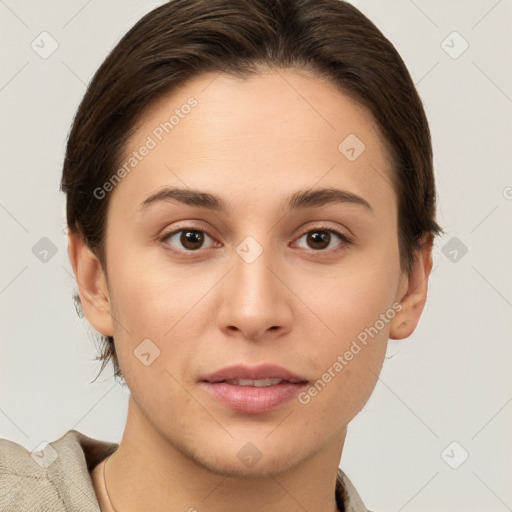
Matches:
[101,397,344,512]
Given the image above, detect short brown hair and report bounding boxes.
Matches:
[60,0,443,383]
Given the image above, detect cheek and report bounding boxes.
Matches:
[107,254,212,383]
[109,250,184,333]
[297,312,389,432]
[291,250,399,419]
[108,264,198,411]
[295,253,400,349]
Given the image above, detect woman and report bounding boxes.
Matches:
[1,0,441,510]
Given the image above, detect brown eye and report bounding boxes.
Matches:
[295,227,351,252]
[162,228,216,253]
[179,230,205,250]
[305,231,331,250]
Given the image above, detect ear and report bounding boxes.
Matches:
[67,230,114,337]
[389,233,434,340]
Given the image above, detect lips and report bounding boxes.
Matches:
[201,364,308,384]
[223,378,284,387]
[200,364,309,414]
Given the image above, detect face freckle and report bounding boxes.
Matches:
[100,68,406,477]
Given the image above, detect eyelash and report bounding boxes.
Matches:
[159,224,353,257]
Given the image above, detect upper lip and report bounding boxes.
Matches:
[201,364,308,383]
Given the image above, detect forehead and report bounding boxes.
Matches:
[111,69,396,218]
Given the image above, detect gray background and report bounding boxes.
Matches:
[1,1,511,510]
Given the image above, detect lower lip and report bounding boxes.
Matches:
[201,381,308,414]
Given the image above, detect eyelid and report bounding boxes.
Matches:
[292,221,353,242]
[159,223,219,254]
[291,224,353,253]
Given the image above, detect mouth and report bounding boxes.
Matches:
[216,377,300,386]
[200,364,309,414]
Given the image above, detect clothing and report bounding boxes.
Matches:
[1,429,370,511]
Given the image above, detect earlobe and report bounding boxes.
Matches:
[389,233,434,340]
[67,230,115,337]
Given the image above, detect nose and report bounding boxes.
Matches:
[216,243,293,342]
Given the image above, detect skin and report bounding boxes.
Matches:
[69,68,433,512]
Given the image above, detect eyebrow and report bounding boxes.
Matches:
[138,186,373,214]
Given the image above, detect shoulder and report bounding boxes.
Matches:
[0,429,118,512]
[336,467,375,512]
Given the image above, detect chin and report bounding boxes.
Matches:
[200,450,304,480]
[178,435,307,479]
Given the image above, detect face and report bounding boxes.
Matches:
[73,68,421,477]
